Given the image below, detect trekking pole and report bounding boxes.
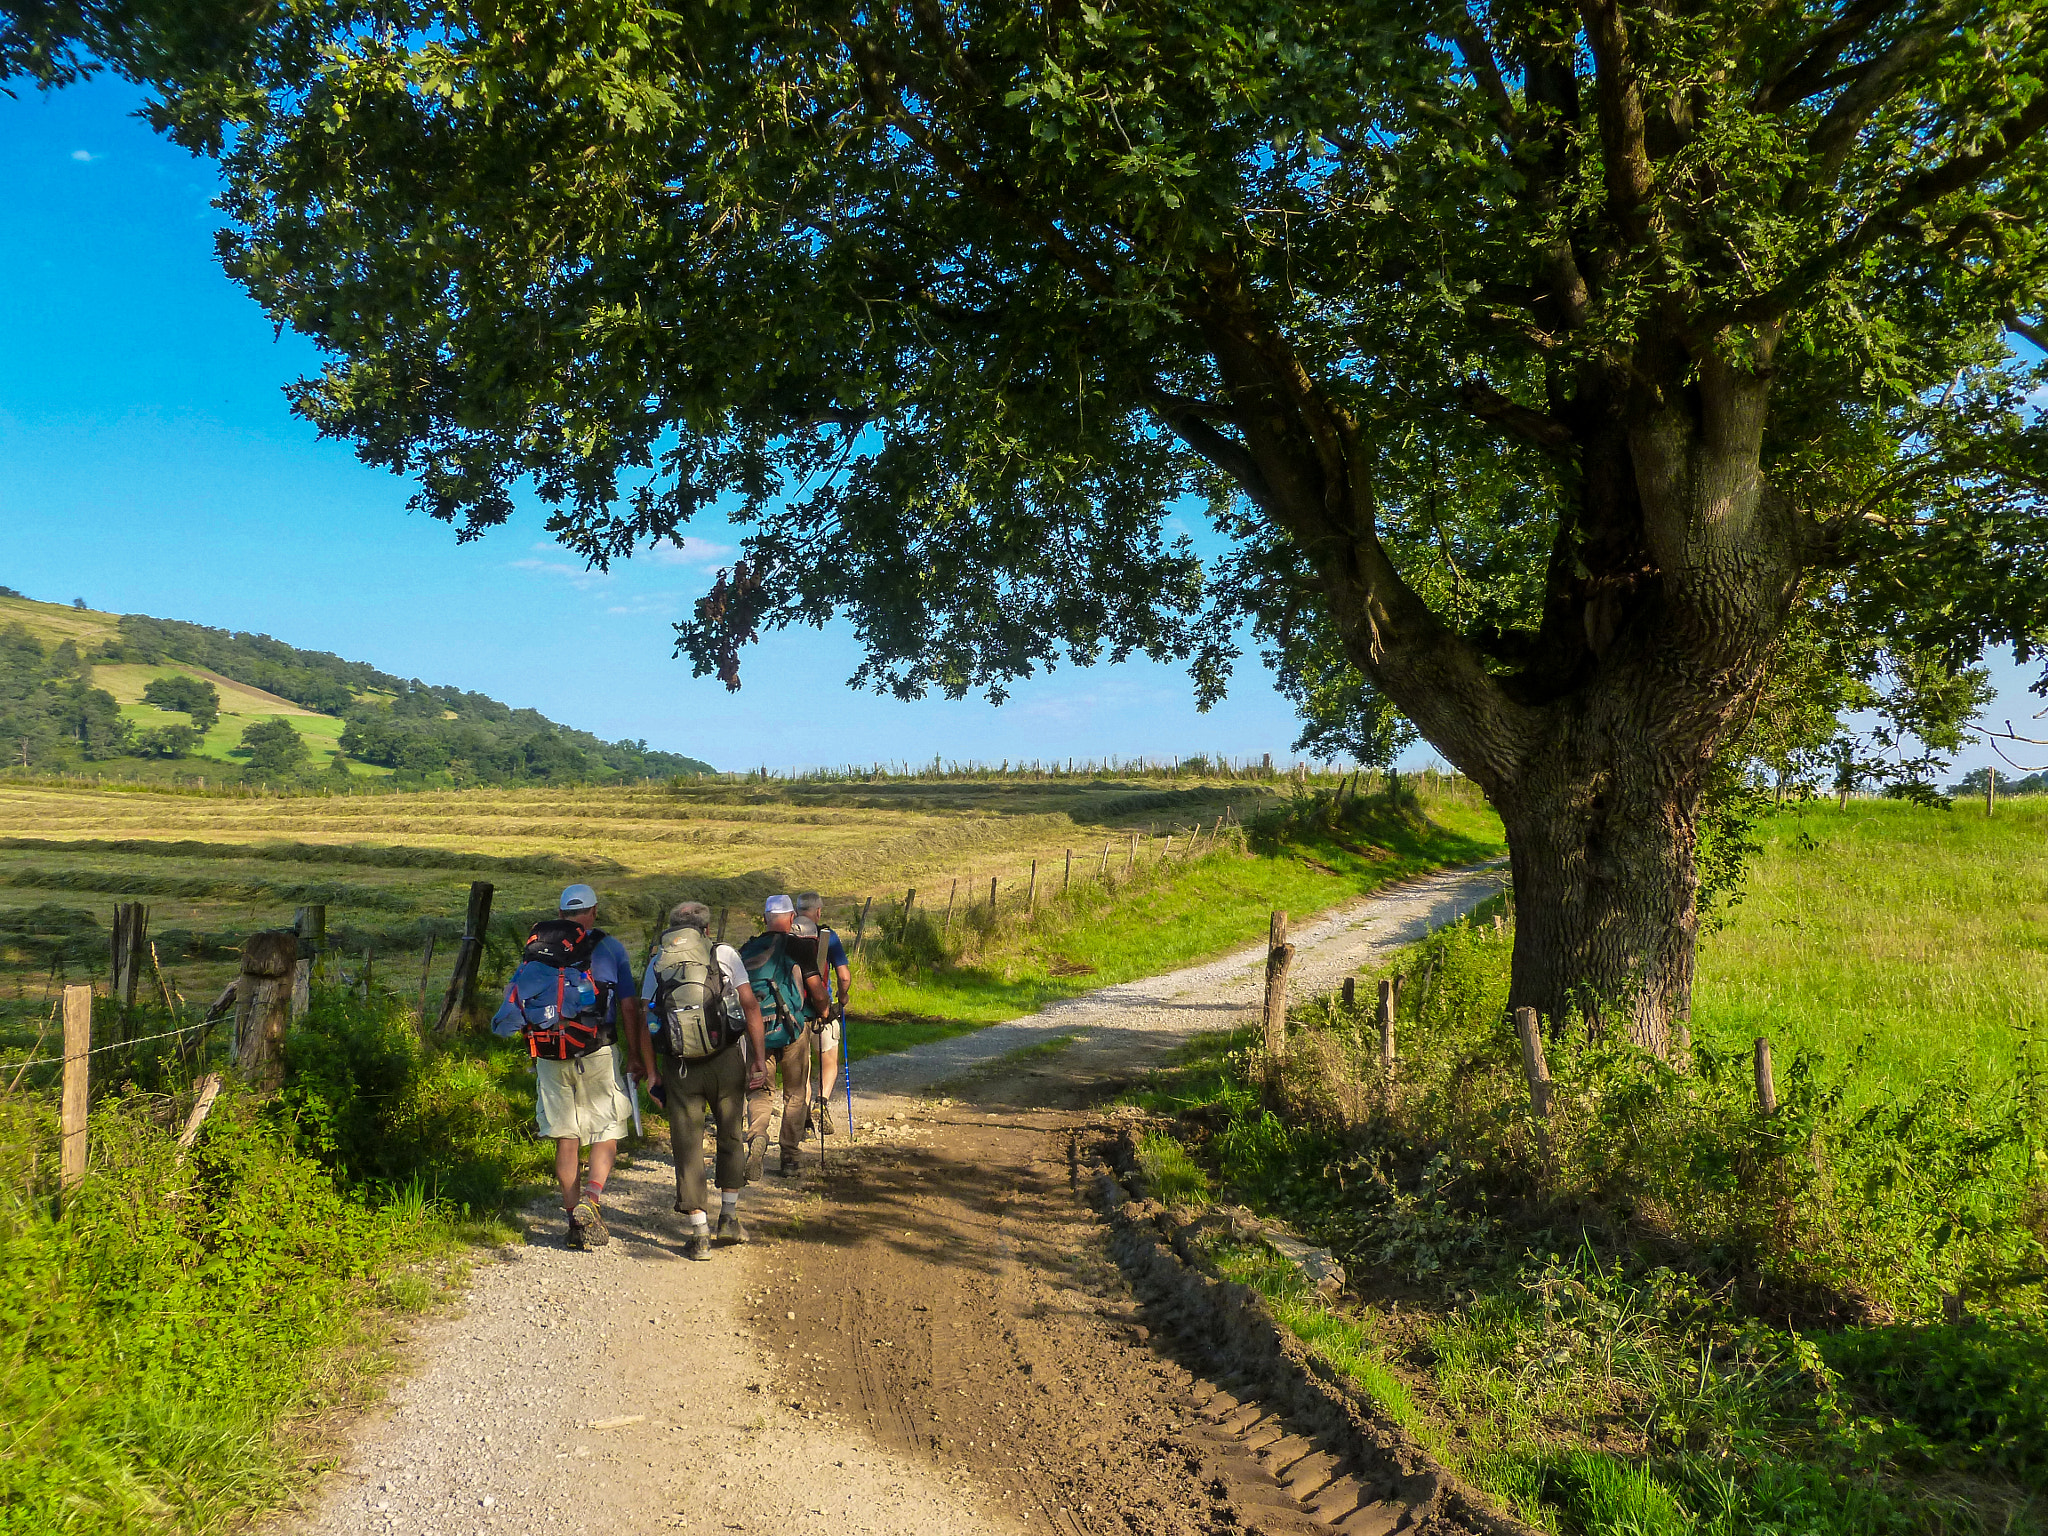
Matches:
[840,1000,853,1139]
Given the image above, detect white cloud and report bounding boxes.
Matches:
[508,556,610,592]
[644,535,733,567]
[70,149,101,163]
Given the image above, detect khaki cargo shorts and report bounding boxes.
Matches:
[535,1045,634,1145]
[816,1013,840,1052]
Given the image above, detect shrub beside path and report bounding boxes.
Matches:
[286,862,1504,1536]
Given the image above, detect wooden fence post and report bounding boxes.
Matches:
[111,903,148,1014]
[1513,1006,1553,1127]
[1262,911,1292,1063]
[851,896,871,955]
[1987,765,1997,817]
[1098,841,1111,881]
[1064,848,1072,894]
[291,903,325,1021]
[1125,833,1137,878]
[1754,1037,1778,1116]
[435,881,494,1034]
[898,888,917,943]
[987,875,997,913]
[1341,976,1355,1010]
[177,1073,223,1153]
[235,930,299,1090]
[1028,860,1038,911]
[1162,833,1174,863]
[716,906,730,944]
[943,880,958,934]
[414,932,437,1028]
[1378,979,1397,1075]
[60,983,90,1193]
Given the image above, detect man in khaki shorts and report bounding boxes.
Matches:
[498,883,648,1249]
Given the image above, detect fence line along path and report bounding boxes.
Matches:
[850,859,1507,1106]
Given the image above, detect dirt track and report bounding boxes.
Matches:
[286,864,1501,1536]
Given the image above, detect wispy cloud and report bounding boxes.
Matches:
[508,556,610,592]
[644,535,733,567]
[70,149,102,163]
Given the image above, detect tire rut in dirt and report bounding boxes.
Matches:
[750,1114,1437,1536]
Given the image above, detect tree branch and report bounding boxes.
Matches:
[1459,382,1578,455]
[1577,0,1655,242]
[1721,87,2048,329]
[1451,11,1516,143]
[2004,310,2048,352]
[1752,0,1905,112]
[1802,2,1972,182]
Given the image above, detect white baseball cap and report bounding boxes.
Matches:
[559,884,598,912]
[764,894,795,915]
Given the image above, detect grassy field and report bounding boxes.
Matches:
[0,770,1498,1061]
[1695,796,2048,1088]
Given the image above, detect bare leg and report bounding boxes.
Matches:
[554,1136,581,1211]
[587,1138,618,1194]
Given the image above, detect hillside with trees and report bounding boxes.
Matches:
[0,597,713,786]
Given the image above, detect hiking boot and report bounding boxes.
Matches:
[813,1099,835,1135]
[573,1197,609,1247]
[683,1227,711,1262]
[745,1134,766,1182]
[771,1152,802,1179]
[564,1210,587,1250]
[715,1211,748,1245]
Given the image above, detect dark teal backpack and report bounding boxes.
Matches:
[738,932,807,1049]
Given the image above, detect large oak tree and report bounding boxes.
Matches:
[71,0,2048,1048]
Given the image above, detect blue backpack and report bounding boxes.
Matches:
[492,921,612,1059]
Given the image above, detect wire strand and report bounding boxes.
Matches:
[4,1017,216,1071]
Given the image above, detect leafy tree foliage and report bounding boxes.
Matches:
[140,673,220,730]
[236,716,306,778]
[48,0,2048,1042]
[132,722,202,758]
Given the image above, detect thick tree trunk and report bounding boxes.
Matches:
[1495,711,1703,1056]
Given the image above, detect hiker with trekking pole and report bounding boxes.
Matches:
[640,901,768,1259]
[738,896,815,1179]
[793,891,853,1140]
[489,883,644,1250]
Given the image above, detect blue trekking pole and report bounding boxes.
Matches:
[840,999,853,1137]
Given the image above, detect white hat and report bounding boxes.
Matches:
[764,893,795,915]
[559,884,598,912]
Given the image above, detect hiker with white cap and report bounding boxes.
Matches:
[492,882,647,1249]
[641,900,767,1259]
[737,894,815,1177]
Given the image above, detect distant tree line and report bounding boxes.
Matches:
[99,613,713,782]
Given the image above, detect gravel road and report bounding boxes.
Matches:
[280,862,1503,1536]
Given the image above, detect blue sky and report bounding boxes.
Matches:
[0,76,2036,780]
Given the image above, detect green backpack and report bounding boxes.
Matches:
[738,932,807,1049]
[648,926,745,1059]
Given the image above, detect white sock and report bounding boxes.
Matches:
[720,1190,739,1215]
[690,1210,709,1229]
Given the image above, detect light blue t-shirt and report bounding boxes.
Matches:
[587,932,636,1023]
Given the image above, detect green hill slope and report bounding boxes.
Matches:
[0,590,713,786]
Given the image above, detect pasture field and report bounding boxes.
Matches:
[1695,796,2048,1089]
